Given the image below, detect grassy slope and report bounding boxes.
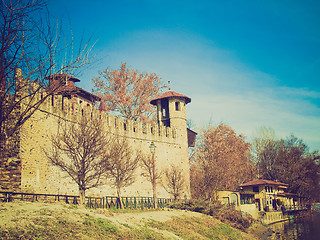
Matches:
[0,201,266,240]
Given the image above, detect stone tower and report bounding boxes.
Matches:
[150,90,191,135]
[150,91,191,197]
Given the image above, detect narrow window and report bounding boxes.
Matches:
[162,108,166,117]
[175,102,180,111]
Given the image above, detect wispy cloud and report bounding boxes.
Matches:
[279,87,320,99]
[80,30,320,151]
[189,89,320,151]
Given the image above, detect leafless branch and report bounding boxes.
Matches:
[45,112,112,204]
[0,0,95,158]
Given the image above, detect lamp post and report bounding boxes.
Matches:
[149,142,157,208]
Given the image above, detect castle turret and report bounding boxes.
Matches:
[150,91,191,142]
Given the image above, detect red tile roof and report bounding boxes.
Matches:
[239,179,288,188]
[150,91,191,105]
[47,74,100,102]
[46,73,80,82]
[55,84,100,102]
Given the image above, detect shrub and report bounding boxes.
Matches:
[168,199,254,231]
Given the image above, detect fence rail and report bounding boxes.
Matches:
[0,191,173,209]
[282,204,310,213]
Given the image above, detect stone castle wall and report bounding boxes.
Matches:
[18,92,190,199]
[0,99,24,192]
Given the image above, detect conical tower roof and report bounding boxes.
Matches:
[150,91,191,105]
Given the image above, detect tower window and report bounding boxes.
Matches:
[175,102,180,111]
[162,108,166,117]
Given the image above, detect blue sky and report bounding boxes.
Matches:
[48,0,320,151]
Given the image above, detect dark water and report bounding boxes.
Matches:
[268,205,320,240]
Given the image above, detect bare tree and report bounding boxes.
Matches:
[253,127,280,179]
[163,165,185,200]
[0,0,94,158]
[105,136,140,208]
[45,113,111,205]
[140,147,161,208]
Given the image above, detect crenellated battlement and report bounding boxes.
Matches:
[35,91,178,144]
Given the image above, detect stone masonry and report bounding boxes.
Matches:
[1,74,192,199]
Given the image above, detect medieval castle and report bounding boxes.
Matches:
[0,72,195,199]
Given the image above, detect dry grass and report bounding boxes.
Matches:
[146,215,244,240]
[0,201,263,239]
[167,200,254,231]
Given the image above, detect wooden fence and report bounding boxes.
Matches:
[0,191,173,209]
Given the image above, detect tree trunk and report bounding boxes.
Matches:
[79,189,86,206]
[152,175,157,208]
[117,186,122,209]
[153,181,157,208]
[0,133,5,159]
